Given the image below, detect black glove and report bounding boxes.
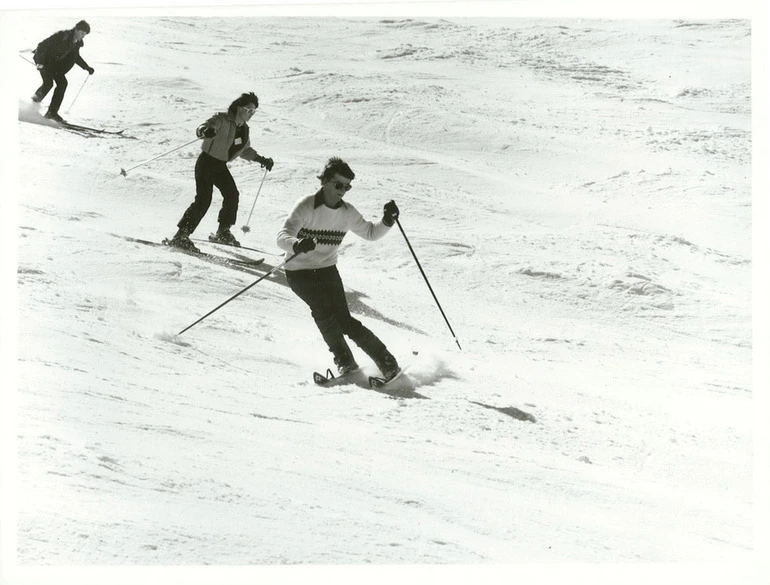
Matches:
[197,126,216,139]
[293,237,316,254]
[383,200,399,227]
[256,155,274,172]
[87,67,95,75]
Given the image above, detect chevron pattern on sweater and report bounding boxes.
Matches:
[298,227,347,247]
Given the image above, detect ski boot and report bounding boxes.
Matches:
[168,229,200,253]
[210,228,241,247]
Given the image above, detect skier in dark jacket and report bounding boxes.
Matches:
[32,20,95,123]
[169,92,274,252]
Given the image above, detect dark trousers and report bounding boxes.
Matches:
[286,266,365,335]
[34,68,68,114]
[177,152,240,234]
[286,266,390,366]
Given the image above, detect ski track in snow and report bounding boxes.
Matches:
[4,12,758,576]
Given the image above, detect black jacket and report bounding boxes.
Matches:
[33,29,90,73]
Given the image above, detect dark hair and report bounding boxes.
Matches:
[75,20,90,33]
[227,92,259,116]
[318,157,355,183]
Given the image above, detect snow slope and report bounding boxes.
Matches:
[1,7,766,585]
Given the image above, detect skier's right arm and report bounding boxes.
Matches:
[196,115,221,139]
[277,199,311,254]
[34,31,65,69]
[196,124,216,139]
[33,38,51,68]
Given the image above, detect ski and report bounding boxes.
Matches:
[62,121,130,136]
[369,368,428,399]
[186,235,272,265]
[313,368,368,388]
[111,234,265,273]
[193,237,280,257]
[20,100,133,137]
[161,238,266,269]
[59,124,94,137]
[314,367,428,399]
[369,369,405,389]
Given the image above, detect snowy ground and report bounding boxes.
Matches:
[1,4,768,585]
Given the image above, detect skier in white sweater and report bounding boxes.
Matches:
[277,157,400,380]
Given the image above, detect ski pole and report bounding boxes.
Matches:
[19,54,35,66]
[395,217,462,350]
[120,137,202,176]
[241,167,268,233]
[177,252,299,336]
[64,75,89,114]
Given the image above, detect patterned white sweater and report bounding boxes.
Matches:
[277,190,392,271]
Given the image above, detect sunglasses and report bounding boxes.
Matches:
[333,182,353,192]
[241,106,257,115]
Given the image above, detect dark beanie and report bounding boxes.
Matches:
[75,20,91,33]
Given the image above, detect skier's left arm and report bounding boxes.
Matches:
[74,43,94,74]
[239,142,274,172]
[348,200,399,241]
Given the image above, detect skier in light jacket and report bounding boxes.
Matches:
[32,20,94,123]
[277,156,401,380]
[170,92,274,251]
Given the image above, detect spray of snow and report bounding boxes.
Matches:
[154,331,191,346]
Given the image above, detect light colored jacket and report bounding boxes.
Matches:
[277,190,391,271]
[197,112,259,163]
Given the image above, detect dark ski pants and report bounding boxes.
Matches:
[286,265,390,366]
[34,68,68,114]
[177,152,240,235]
